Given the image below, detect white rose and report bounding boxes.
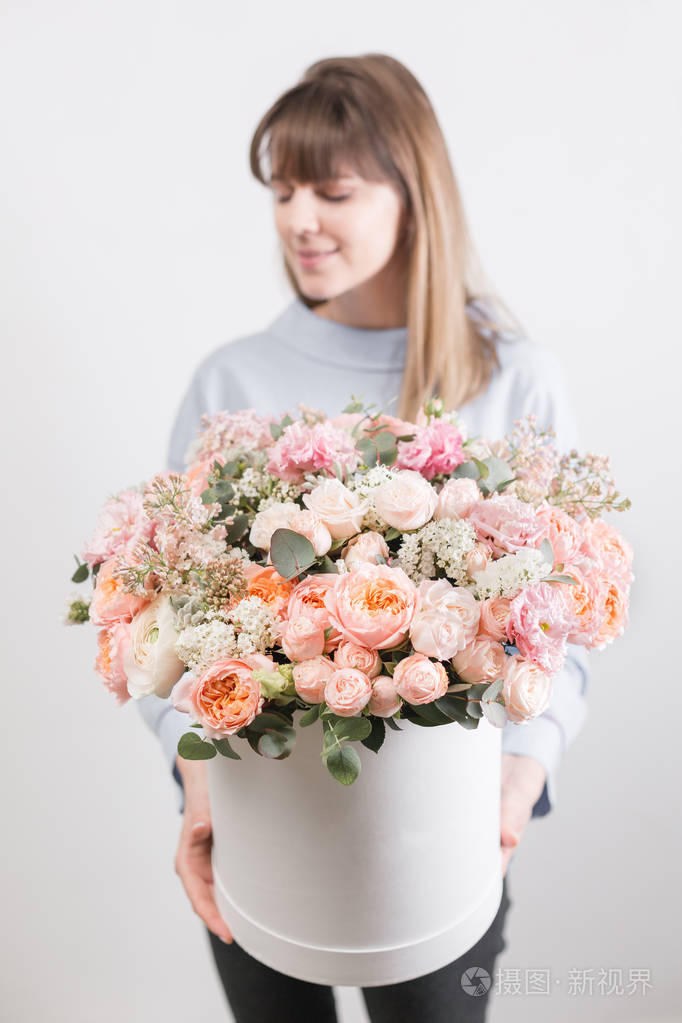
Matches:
[433,478,481,520]
[249,501,300,550]
[373,470,438,531]
[341,531,390,571]
[123,595,186,698]
[302,478,367,540]
[502,655,552,723]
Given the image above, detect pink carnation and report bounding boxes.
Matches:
[507,581,571,674]
[266,421,361,483]
[396,421,466,480]
[467,493,548,556]
[82,489,154,567]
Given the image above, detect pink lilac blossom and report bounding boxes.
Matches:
[507,581,572,674]
[266,421,361,483]
[82,489,155,567]
[396,421,466,480]
[190,409,276,465]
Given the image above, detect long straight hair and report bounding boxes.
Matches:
[249,53,524,422]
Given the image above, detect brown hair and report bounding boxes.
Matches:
[249,53,524,421]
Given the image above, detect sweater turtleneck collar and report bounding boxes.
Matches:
[267,297,409,372]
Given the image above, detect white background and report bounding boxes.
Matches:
[1,1,680,1020]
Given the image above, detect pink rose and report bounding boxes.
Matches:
[410,578,481,658]
[323,563,418,649]
[293,656,336,703]
[249,501,300,550]
[265,420,361,483]
[393,653,449,705]
[341,531,389,571]
[396,420,466,480]
[368,675,403,717]
[302,478,367,540]
[324,668,373,716]
[451,636,507,684]
[464,543,491,577]
[434,478,482,520]
[507,581,571,674]
[333,641,382,678]
[288,509,332,557]
[467,493,548,556]
[89,558,151,627]
[502,655,552,723]
[171,655,267,737]
[478,597,512,642]
[280,617,326,661]
[536,505,585,566]
[373,470,438,530]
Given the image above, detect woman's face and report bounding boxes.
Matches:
[270,166,407,302]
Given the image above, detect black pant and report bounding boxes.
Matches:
[206,879,510,1023]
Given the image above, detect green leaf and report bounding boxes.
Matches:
[481,700,507,728]
[385,716,403,731]
[332,717,372,742]
[472,457,489,479]
[325,745,361,785]
[269,528,317,580]
[482,678,503,703]
[299,703,321,727]
[453,460,481,480]
[384,526,401,541]
[361,716,386,753]
[466,699,484,719]
[408,701,453,725]
[544,573,579,585]
[248,711,294,733]
[225,513,250,543]
[307,554,339,575]
[71,562,89,584]
[479,456,515,495]
[257,729,291,759]
[177,732,217,760]
[213,737,241,759]
[269,422,284,440]
[539,539,555,566]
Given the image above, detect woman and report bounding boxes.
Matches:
[138,54,588,1022]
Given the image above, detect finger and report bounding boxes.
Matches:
[179,864,234,943]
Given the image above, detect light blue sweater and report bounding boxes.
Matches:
[137,296,588,815]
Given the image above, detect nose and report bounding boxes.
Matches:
[282,187,321,237]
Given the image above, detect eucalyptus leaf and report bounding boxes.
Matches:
[225,514,250,543]
[539,539,555,566]
[213,737,241,760]
[71,563,89,584]
[481,700,507,728]
[249,711,293,733]
[466,700,484,719]
[482,678,503,703]
[544,573,579,585]
[477,456,515,495]
[269,528,317,580]
[453,461,480,480]
[258,730,292,759]
[299,704,321,727]
[325,745,361,785]
[177,732,217,760]
[332,717,372,743]
[385,716,403,731]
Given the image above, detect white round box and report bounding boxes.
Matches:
[207,715,502,987]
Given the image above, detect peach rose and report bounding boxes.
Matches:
[536,505,585,566]
[323,563,418,650]
[464,543,491,577]
[393,653,449,705]
[592,578,629,649]
[293,656,336,703]
[89,557,151,627]
[94,622,131,705]
[301,478,367,540]
[561,561,605,645]
[581,518,634,587]
[434,477,482,520]
[478,597,512,642]
[341,531,390,571]
[333,640,382,678]
[368,674,403,717]
[184,458,214,499]
[123,595,186,698]
[324,667,373,716]
[287,574,339,632]
[288,509,332,557]
[249,501,300,550]
[280,617,326,662]
[171,654,267,737]
[502,655,552,723]
[451,636,507,684]
[373,470,438,530]
[243,564,293,619]
[410,611,470,660]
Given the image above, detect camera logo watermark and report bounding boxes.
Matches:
[461,967,492,997]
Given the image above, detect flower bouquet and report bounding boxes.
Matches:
[66,396,632,984]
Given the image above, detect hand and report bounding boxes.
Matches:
[174,757,234,944]
[500,753,547,877]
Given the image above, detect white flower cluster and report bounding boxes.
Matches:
[347,465,396,532]
[175,596,280,670]
[397,518,477,584]
[469,547,552,599]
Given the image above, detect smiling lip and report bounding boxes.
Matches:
[296,248,339,266]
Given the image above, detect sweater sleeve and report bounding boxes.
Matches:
[134,362,217,814]
[499,342,590,817]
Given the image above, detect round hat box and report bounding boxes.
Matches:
[207,715,502,987]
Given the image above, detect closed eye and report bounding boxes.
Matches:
[275,193,351,204]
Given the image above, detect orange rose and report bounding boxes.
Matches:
[244,564,293,618]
